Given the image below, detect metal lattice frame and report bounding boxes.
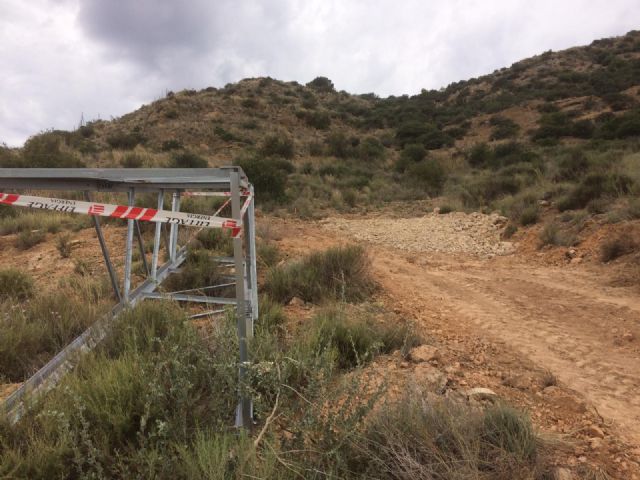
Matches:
[0,168,258,428]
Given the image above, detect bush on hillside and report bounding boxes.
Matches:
[170,151,208,168]
[106,130,145,150]
[557,173,634,211]
[407,158,446,195]
[489,115,520,140]
[357,136,385,161]
[306,76,335,92]
[259,133,295,159]
[236,154,291,203]
[21,132,85,168]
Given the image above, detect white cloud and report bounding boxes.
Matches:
[1,0,639,146]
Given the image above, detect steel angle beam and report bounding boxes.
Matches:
[141,292,238,305]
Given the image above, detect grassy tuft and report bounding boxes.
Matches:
[55,233,73,258]
[0,269,34,300]
[264,245,377,304]
[355,395,544,478]
[15,230,45,250]
[538,223,577,248]
[307,307,421,370]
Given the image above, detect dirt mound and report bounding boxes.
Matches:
[321,212,515,257]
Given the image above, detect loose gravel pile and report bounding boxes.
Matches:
[320,212,515,257]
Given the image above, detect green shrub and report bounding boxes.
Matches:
[439,205,454,214]
[356,396,542,479]
[357,137,385,161]
[503,223,518,239]
[257,242,280,268]
[556,150,589,181]
[395,143,426,172]
[489,115,520,140]
[106,130,145,150]
[481,404,537,463]
[538,223,577,248]
[326,131,353,158]
[519,205,539,226]
[21,132,84,168]
[236,155,290,203]
[309,308,420,370]
[407,159,446,195]
[0,290,103,381]
[195,229,233,255]
[170,151,208,168]
[120,152,144,168]
[15,229,46,250]
[306,76,335,92]
[161,139,183,151]
[259,133,294,159]
[0,302,240,477]
[56,233,73,258]
[264,245,376,304]
[468,142,492,167]
[0,269,34,300]
[304,110,332,129]
[164,250,227,295]
[557,173,634,211]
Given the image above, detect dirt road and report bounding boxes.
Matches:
[272,214,640,473]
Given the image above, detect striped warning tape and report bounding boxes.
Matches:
[0,192,244,236]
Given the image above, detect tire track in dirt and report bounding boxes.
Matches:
[404,263,640,444]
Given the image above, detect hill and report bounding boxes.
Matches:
[2,30,640,226]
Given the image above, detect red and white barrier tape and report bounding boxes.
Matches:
[0,192,243,236]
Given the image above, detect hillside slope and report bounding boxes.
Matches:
[2,30,640,224]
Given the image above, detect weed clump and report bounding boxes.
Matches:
[538,222,577,248]
[601,234,637,262]
[308,307,420,369]
[355,395,543,479]
[264,245,377,304]
[0,269,34,300]
[15,229,45,250]
[164,249,227,294]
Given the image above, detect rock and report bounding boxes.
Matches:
[408,345,440,363]
[539,200,551,207]
[433,207,441,214]
[570,257,583,265]
[543,385,560,395]
[502,374,531,390]
[566,249,578,259]
[585,425,605,438]
[467,387,498,401]
[622,331,635,342]
[553,467,574,480]
[399,361,410,369]
[588,437,603,450]
[288,297,305,307]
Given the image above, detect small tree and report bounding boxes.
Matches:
[260,133,295,159]
[306,76,335,92]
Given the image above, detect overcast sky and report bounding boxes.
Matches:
[1,0,638,146]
